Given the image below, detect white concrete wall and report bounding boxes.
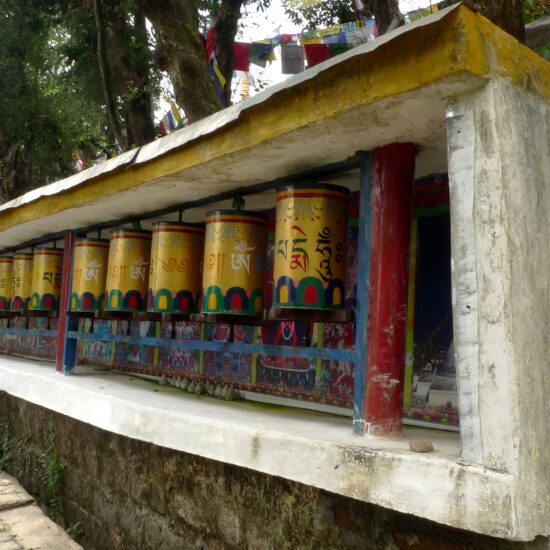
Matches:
[448,78,550,539]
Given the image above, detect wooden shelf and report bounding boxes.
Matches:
[190,313,268,326]
[266,308,353,324]
[0,311,20,319]
[24,309,58,318]
[67,311,95,318]
[133,311,163,322]
[94,311,134,321]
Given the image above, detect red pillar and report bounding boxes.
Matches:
[364,143,416,437]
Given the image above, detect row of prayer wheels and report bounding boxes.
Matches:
[0,184,349,316]
[0,248,63,312]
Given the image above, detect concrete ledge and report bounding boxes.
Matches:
[0,356,516,539]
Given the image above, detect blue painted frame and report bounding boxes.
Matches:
[352,151,373,434]
[67,330,355,362]
[0,153,373,429]
[0,328,58,337]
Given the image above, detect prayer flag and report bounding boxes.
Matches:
[304,43,329,68]
[249,41,274,68]
[281,44,305,74]
[233,42,252,72]
[328,43,350,57]
[207,54,227,105]
[167,111,177,130]
[170,101,183,126]
[300,36,323,45]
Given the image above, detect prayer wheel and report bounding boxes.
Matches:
[70,238,109,312]
[0,257,13,311]
[30,247,63,311]
[11,254,33,311]
[105,229,151,312]
[273,184,349,310]
[148,222,205,314]
[202,210,267,315]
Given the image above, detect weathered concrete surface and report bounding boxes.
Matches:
[0,357,522,540]
[0,392,545,550]
[447,78,550,541]
[0,472,81,550]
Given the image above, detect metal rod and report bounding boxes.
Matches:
[67,331,356,362]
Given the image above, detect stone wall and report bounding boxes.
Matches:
[0,391,544,550]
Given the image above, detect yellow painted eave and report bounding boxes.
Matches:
[0,4,548,237]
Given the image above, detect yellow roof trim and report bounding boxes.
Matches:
[0,4,547,237]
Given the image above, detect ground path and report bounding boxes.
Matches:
[0,472,81,550]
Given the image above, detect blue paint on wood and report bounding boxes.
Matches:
[353,151,373,434]
[63,317,79,374]
[67,331,355,362]
[60,232,78,374]
[0,328,58,337]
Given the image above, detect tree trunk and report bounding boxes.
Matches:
[137,0,223,122]
[441,0,525,44]
[473,0,525,43]
[214,0,244,104]
[103,1,156,147]
[93,0,127,150]
[368,0,403,34]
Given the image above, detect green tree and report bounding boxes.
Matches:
[0,0,546,202]
[93,0,157,149]
[0,0,105,200]
[282,0,403,34]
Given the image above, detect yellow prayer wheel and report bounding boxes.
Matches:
[70,239,110,312]
[273,184,349,310]
[0,257,13,311]
[11,254,33,311]
[202,210,267,315]
[148,222,205,314]
[30,248,63,311]
[105,229,151,312]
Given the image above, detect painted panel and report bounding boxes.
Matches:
[403,175,458,428]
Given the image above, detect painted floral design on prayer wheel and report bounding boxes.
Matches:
[70,239,109,312]
[0,257,13,310]
[148,222,205,314]
[273,184,349,309]
[30,248,63,311]
[202,211,267,315]
[11,254,33,311]
[105,229,151,312]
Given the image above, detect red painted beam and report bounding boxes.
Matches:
[365,143,416,437]
[56,231,74,372]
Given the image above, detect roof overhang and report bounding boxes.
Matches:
[0,3,548,249]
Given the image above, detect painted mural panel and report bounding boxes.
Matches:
[403,175,458,428]
[158,321,201,375]
[5,317,57,360]
[4,175,457,427]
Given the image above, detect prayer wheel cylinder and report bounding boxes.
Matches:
[273,184,349,310]
[70,238,110,312]
[105,229,151,312]
[0,257,13,311]
[11,254,33,311]
[148,222,205,314]
[202,210,267,315]
[30,247,63,311]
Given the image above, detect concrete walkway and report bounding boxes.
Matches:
[0,472,81,550]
